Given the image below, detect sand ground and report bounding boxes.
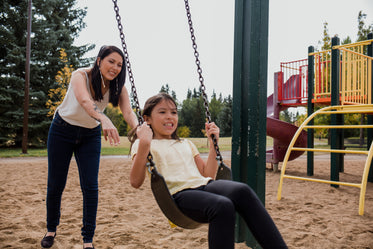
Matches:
[0,154,372,248]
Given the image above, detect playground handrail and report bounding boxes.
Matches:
[332,39,373,49]
[306,39,373,105]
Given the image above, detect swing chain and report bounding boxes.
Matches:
[112,0,157,168]
[112,0,143,125]
[183,0,223,162]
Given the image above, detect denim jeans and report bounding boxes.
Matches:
[46,112,101,243]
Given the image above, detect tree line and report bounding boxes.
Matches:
[105,84,233,138]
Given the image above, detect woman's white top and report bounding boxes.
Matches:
[55,69,109,128]
[131,139,212,195]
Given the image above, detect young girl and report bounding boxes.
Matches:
[130,93,287,249]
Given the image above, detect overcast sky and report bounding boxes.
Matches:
[74,0,373,105]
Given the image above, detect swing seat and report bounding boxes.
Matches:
[216,161,232,180]
[150,167,202,229]
[150,162,232,229]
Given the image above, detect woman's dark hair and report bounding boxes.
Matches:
[91,45,126,107]
[128,93,179,146]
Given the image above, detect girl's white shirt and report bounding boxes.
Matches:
[131,138,212,195]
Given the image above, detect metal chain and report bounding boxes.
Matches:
[112,0,155,168]
[112,0,143,125]
[183,0,223,162]
[112,0,222,163]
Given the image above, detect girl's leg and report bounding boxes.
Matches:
[46,113,75,232]
[205,180,288,249]
[74,125,101,244]
[173,188,235,249]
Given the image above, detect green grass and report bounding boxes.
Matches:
[314,137,369,151]
[0,148,48,158]
[0,136,272,158]
[2,136,367,158]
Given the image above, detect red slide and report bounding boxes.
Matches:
[266,94,307,163]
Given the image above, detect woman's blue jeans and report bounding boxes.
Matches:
[46,112,101,243]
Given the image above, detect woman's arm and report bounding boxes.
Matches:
[130,122,153,188]
[72,70,120,145]
[118,86,138,129]
[194,122,219,179]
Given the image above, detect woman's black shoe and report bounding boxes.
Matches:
[41,233,56,248]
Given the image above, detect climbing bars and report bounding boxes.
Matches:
[277,104,373,215]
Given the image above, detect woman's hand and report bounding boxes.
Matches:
[101,116,120,145]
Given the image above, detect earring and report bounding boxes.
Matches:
[99,70,105,89]
[116,78,119,95]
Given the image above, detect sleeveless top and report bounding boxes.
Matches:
[55,69,109,128]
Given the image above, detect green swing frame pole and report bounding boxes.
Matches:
[232,0,269,247]
[307,46,315,176]
[330,36,344,187]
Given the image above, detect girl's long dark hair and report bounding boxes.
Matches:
[91,45,126,107]
[128,93,180,147]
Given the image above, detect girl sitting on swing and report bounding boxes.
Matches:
[129,92,287,249]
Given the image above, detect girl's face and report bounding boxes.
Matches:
[145,99,178,139]
[98,52,123,81]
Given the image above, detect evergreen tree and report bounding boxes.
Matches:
[186,88,192,99]
[160,84,170,94]
[280,109,293,123]
[341,36,352,45]
[190,96,205,137]
[217,95,232,137]
[0,0,93,147]
[179,88,204,137]
[357,11,373,42]
[159,84,177,102]
[319,21,331,51]
[209,90,223,125]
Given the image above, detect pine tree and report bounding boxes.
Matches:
[357,11,373,42]
[320,22,331,51]
[0,0,93,147]
[217,95,232,137]
[209,90,223,126]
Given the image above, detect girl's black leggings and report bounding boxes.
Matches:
[173,180,287,249]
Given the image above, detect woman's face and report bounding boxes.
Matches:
[98,52,123,81]
[145,99,178,139]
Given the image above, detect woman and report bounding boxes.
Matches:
[41,45,138,249]
[130,93,287,249]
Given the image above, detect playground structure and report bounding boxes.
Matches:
[266,58,308,169]
[274,34,373,215]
